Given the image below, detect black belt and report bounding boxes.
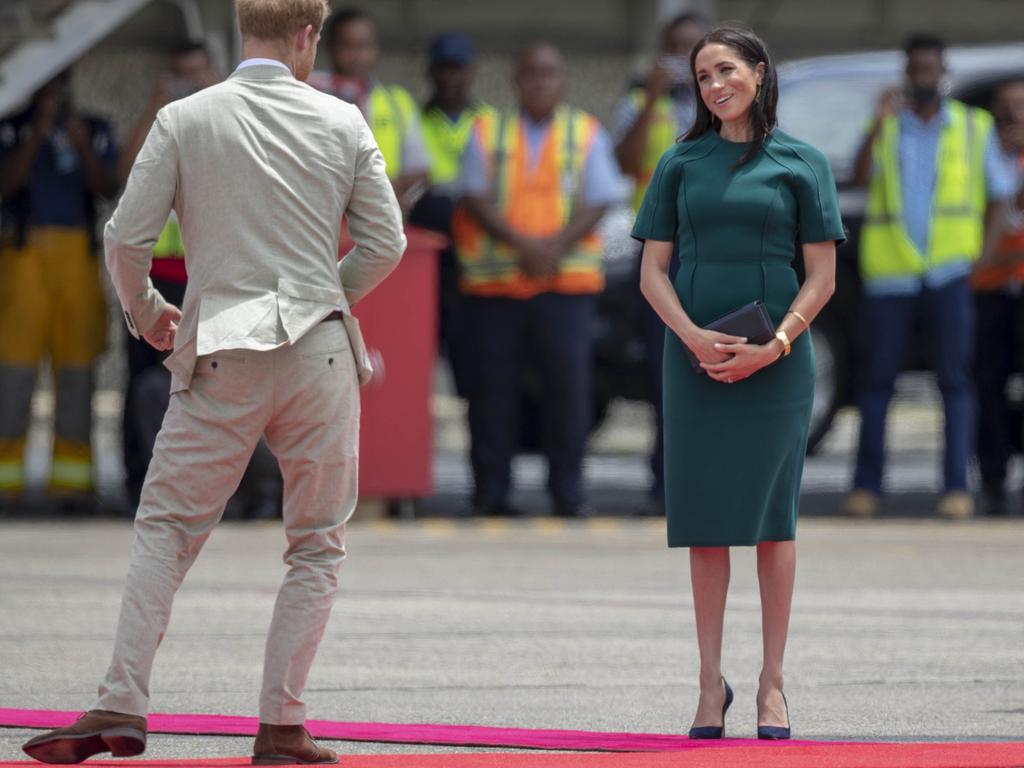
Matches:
[321,310,344,323]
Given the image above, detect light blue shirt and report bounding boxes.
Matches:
[458,111,623,208]
[866,103,1017,297]
[611,88,696,144]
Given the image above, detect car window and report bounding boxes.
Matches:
[778,74,897,184]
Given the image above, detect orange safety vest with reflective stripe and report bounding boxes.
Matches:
[453,106,604,299]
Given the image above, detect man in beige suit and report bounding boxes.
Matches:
[22,1,404,764]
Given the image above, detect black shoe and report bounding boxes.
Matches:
[688,677,733,740]
[472,501,523,517]
[553,502,592,518]
[634,498,665,517]
[984,488,1008,517]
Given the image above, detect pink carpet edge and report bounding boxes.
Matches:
[0,708,845,752]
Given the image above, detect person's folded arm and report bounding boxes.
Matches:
[339,119,407,307]
[103,109,178,339]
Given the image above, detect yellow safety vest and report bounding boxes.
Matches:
[627,88,682,211]
[152,212,183,258]
[861,100,991,281]
[453,106,605,299]
[368,85,419,179]
[421,103,495,187]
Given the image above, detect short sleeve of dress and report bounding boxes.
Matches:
[793,145,846,245]
[630,148,682,243]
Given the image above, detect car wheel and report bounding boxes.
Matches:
[808,322,845,454]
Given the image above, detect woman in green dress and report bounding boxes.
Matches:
[633,26,844,740]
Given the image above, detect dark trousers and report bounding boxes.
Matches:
[409,192,470,398]
[854,276,976,493]
[635,244,679,503]
[974,290,1022,493]
[464,292,596,509]
[122,278,186,504]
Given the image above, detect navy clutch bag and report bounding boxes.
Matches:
[685,300,775,372]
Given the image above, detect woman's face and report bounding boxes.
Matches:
[694,42,764,126]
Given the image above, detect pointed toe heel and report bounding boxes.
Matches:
[757,691,791,740]
[688,678,733,740]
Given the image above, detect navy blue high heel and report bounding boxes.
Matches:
[757,691,791,740]
[688,678,734,740]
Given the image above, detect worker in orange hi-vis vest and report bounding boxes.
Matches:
[452,41,624,518]
[0,71,118,514]
[970,78,1024,516]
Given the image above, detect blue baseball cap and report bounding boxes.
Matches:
[429,33,475,66]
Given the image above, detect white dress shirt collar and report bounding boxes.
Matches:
[235,58,291,72]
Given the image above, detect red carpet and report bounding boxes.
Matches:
[3,744,1024,767]
[0,709,825,752]
[4,710,1023,766]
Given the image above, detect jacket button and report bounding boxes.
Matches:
[212,361,218,369]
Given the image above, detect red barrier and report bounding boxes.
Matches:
[341,226,443,498]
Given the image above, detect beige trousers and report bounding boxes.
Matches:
[95,321,359,725]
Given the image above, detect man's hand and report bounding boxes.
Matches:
[875,87,904,122]
[143,305,182,351]
[644,62,675,103]
[516,236,562,279]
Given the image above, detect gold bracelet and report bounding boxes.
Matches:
[774,330,791,357]
[787,310,809,327]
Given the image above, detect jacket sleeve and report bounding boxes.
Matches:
[338,116,407,307]
[103,108,178,339]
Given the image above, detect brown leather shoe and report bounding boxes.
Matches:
[252,724,338,765]
[22,710,146,764]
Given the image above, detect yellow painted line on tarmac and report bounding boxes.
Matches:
[419,519,459,536]
[478,518,512,536]
[586,517,624,534]
[365,520,400,534]
[530,518,568,535]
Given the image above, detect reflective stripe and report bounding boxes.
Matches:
[50,458,92,489]
[0,460,25,491]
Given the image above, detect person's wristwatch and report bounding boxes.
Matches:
[774,330,791,358]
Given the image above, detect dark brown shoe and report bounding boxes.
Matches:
[252,724,338,765]
[22,710,147,764]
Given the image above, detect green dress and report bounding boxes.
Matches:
[632,130,844,547]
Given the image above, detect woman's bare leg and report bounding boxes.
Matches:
[689,546,731,728]
[756,540,796,727]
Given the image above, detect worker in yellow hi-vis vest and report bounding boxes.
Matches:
[308,7,430,213]
[0,71,118,513]
[613,12,708,514]
[409,32,495,399]
[453,42,623,518]
[843,34,1016,521]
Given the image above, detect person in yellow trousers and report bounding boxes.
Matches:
[410,32,495,398]
[613,12,708,514]
[454,42,622,517]
[0,71,118,512]
[308,7,430,213]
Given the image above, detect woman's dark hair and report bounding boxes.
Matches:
[682,24,778,168]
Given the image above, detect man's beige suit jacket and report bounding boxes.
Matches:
[105,63,406,392]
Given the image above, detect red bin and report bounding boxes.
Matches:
[340,226,443,498]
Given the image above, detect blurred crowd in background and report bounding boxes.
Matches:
[1,4,1022,521]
